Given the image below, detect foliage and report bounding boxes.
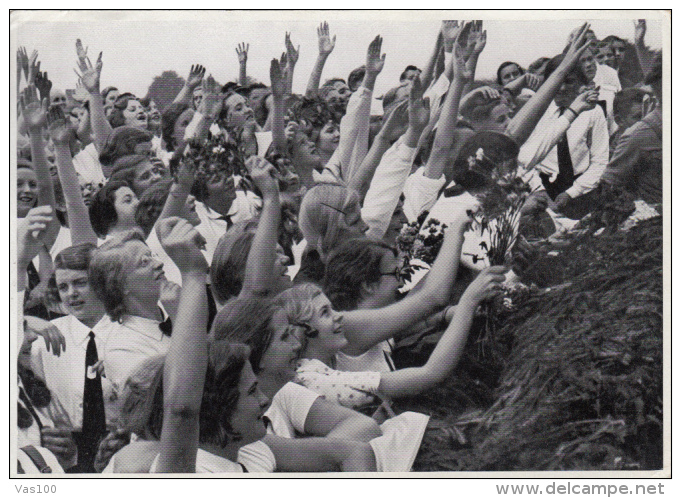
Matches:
[145,70,185,112]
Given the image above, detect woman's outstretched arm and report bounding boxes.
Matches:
[155,218,209,473]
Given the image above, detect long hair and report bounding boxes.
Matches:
[89,229,147,322]
[209,297,277,374]
[200,342,251,447]
[299,183,358,257]
[117,343,251,448]
[209,220,259,304]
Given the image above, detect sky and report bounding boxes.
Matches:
[11,11,666,115]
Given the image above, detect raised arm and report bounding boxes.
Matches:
[506,23,593,146]
[235,44,249,87]
[172,64,206,106]
[306,22,336,98]
[181,75,222,149]
[284,32,300,95]
[239,157,281,298]
[356,78,430,239]
[75,42,112,155]
[339,35,385,182]
[155,217,208,473]
[342,213,473,355]
[47,106,99,245]
[423,41,472,181]
[20,85,60,247]
[421,31,443,91]
[377,266,506,397]
[269,59,288,155]
[348,99,408,200]
[17,206,55,293]
[634,20,655,77]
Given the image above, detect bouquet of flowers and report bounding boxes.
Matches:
[175,132,248,182]
[395,211,447,287]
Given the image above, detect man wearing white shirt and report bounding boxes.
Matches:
[26,244,116,472]
[193,174,262,263]
[518,57,609,218]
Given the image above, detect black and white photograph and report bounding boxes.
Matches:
[9,9,670,487]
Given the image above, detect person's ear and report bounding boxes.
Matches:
[360,280,378,299]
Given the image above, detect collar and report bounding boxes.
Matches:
[120,315,164,342]
[65,314,103,348]
[200,200,239,220]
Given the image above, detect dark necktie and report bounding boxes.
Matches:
[219,214,233,229]
[540,107,577,200]
[77,331,106,473]
[159,316,173,336]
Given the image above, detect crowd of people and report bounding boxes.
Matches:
[15,18,662,474]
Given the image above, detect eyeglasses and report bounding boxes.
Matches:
[379,267,402,281]
[319,202,346,216]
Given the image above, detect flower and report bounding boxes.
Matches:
[476,148,485,162]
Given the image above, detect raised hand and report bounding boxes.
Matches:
[34,71,52,105]
[380,98,409,142]
[366,35,386,75]
[285,32,300,66]
[175,158,197,189]
[157,217,208,274]
[561,22,593,72]
[75,39,89,69]
[19,85,49,130]
[246,156,279,199]
[408,77,430,133]
[27,50,40,85]
[197,75,222,119]
[47,105,75,145]
[236,42,249,64]
[317,21,336,56]
[17,46,29,87]
[452,43,473,82]
[441,20,463,49]
[634,19,647,44]
[17,206,54,268]
[466,20,487,58]
[270,58,286,98]
[24,315,67,357]
[74,48,103,94]
[186,64,206,90]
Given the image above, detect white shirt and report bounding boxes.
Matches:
[518,101,609,199]
[72,143,105,188]
[593,63,622,136]
[325,87,373,182]
[194,194,261,264]
[264,382,320,439]
[148,443,276,473]
[361,136,418,241]
[99,314,170,392]
[402,166,448,223]
[30,314,119,430]
[424,73,451,119]
[336,341,395,373]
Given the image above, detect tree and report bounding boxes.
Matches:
[145,71,185,111]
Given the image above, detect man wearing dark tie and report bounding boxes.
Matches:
[517,54,609,220]
[25,244,116,473]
